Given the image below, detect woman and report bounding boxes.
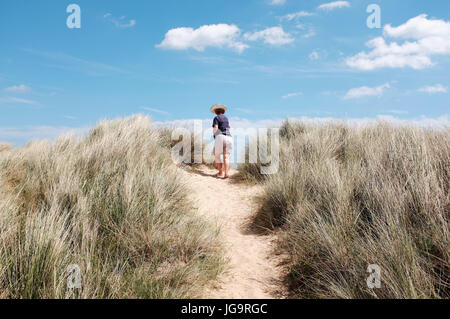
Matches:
[211,104,233,179]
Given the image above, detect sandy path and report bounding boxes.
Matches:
[180,165,287,299]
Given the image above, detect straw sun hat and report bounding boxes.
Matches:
[210,104,228,114]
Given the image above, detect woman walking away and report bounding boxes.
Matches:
[211,104,233,179]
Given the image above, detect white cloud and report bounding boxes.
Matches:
[419,84,448,94]
[154,115,450,132]
[4,84,31,93]
[104,13,136,28]
[0,126,88,145]
[140,106,170,115]
[282,11,314,21]
[244,26,294,46]
[156,24,249,53]
[374,115,450,129]
[302,28,316,39]
[384,15,450,40]
[344,83,390,99]
[309,51,319,60]
[8,97,36,104]
[5,116,448,147]
[318,1,350,11]
[270,0,286,5]
[281,115,450,130]
[0,97,37,105]
[347,14,450,71]
[296,24,317,38]
[5,115,448,147]
[282,92,303,99]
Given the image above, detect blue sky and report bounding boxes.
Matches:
[1,0,449,145]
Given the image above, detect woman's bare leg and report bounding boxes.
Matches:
[215,152,224,177]
[216,162,223,176]
[223,151,230,178]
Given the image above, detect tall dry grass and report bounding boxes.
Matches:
[0,143,12,153]
[240,120,449,299]
[0,115,223,299]
[159,128,215,168]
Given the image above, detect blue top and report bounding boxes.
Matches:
[213,115,231,137]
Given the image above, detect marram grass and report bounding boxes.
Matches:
[0,115,223,299]
[240,120,449,299]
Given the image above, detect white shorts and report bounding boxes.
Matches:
[214,135,233,161]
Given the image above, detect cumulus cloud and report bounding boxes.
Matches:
[244,26,294,46]
[4,84,31,93]
[270,0,286,5]
[104,13,136,28]
[347,14,450,71]
[344,83,390,99]
[419,84,448,94]
[156,24,249,53]
[281,11,314,21]
[318,1,350,11]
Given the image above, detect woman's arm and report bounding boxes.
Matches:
[213,125,219,135]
